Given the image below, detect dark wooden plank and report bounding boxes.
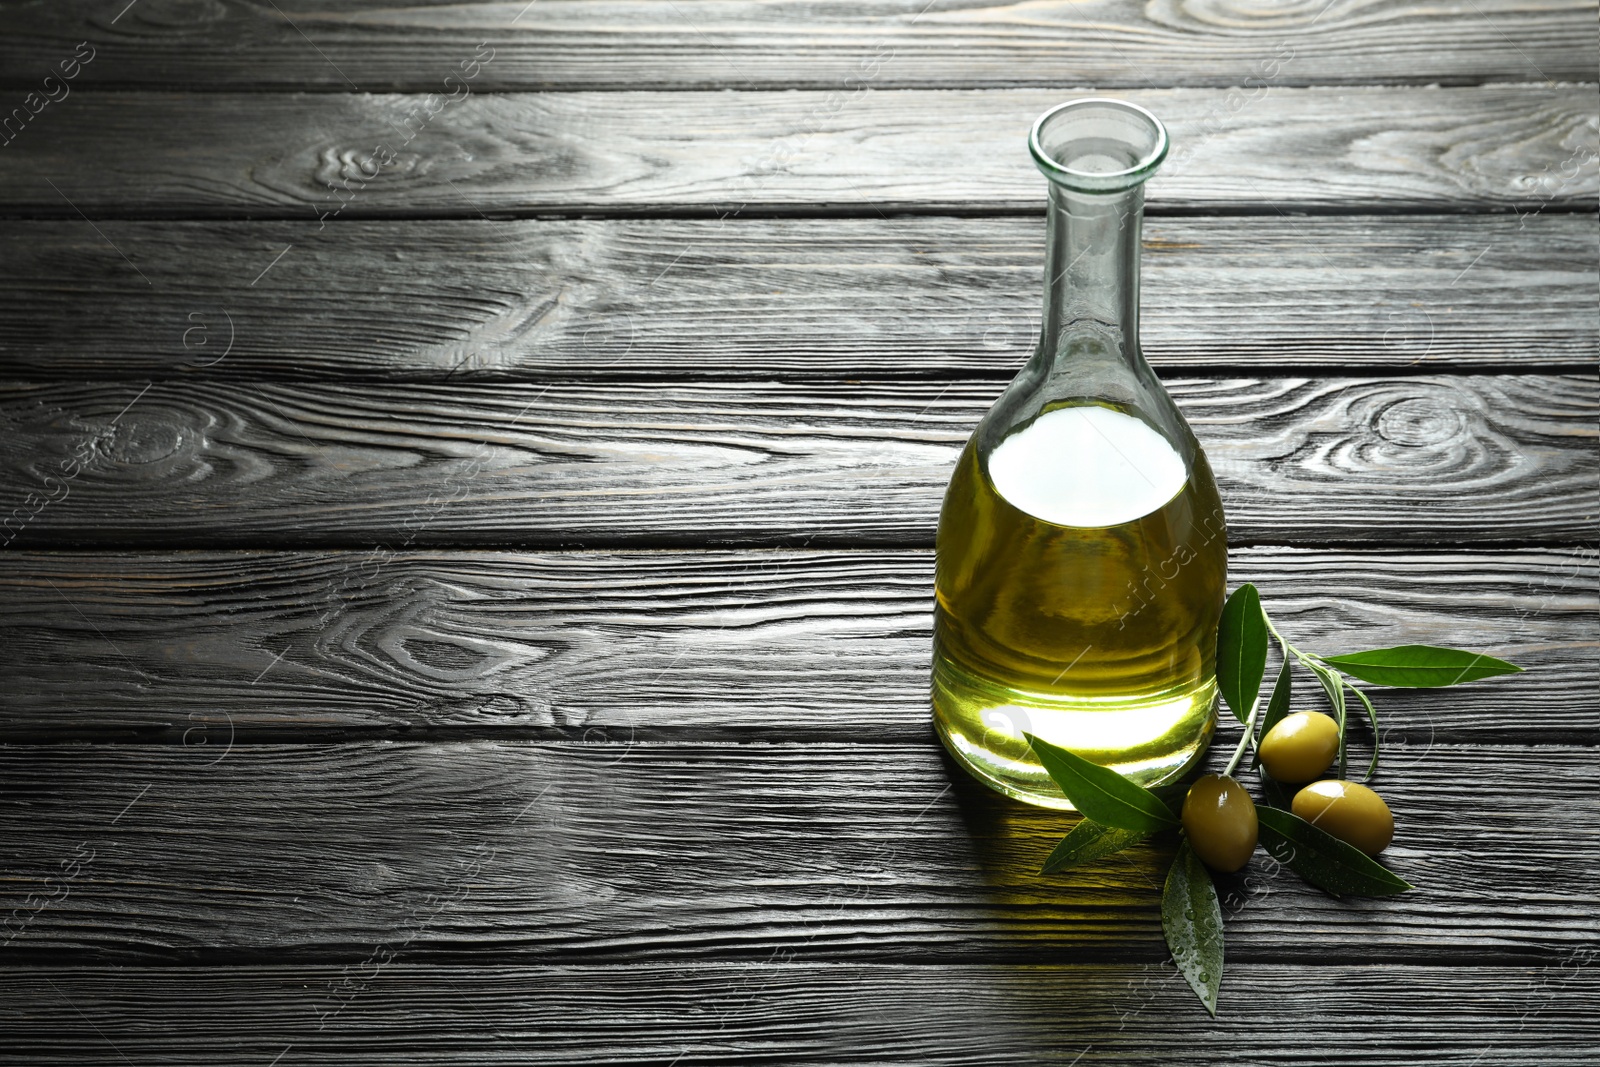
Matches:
[0,547,1590,742]
[3,87,1595,217]
[2,963,1595,1065]
[3,0,1594,90]
[2,375,1593,547]
[1,214,1593,380]
[0,741,1593,963]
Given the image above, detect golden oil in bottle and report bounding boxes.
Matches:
[932,401,1227,809]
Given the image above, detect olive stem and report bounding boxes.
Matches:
[1260,607,1368,779]
[1261,614,1322,675]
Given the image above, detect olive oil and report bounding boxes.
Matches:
[933,402,1227,809]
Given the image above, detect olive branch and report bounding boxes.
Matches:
[1031,584,1523,1015]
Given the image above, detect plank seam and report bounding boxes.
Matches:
[2,203,1595,223]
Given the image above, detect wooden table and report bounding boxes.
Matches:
[1,3,1596,1062]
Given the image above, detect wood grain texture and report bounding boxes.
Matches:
[2,375,1594,547]
[2,0,1594,90]
[0,741,1594,963]
[1,214,1593,380]
[4,87,1596,217]
[2,963,1596,1065]
[0,548,1589,741]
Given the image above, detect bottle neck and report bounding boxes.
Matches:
[1036,182,1145,373]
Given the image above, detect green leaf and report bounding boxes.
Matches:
[1251,653,1294,770]
[1162,837,1224,1016]
[1025,734,1179,834]
[1318,645,1523,688]
[1345,680,1380,781]
[1150,781,1190,820]
[1256,806,1412,897]
[1216,584,1268,724]
[1040,819,1150,875]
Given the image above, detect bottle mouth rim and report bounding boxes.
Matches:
[1029,98,1170,193]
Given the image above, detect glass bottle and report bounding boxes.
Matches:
[932,99,1228,810]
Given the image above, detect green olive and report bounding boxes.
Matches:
[1258,711,1340,784]
[1291,779,1395,855]
[1180,774,1258,873]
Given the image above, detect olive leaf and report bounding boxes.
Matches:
[1040,819,1149,875]
[1215,584,1268,725]
[1318,645,1523,688]
[1026,734,1178,834]
[1162,837,1224,1016]
[1256,807,1412,897]
[1250,653,1294,770]
[1149,781,1190,820]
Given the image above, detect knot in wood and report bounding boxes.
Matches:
[1375,394,1469,449]
[108,413,184,465]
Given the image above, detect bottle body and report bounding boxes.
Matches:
[932,404,1226,807]
[931,99,1227,809]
